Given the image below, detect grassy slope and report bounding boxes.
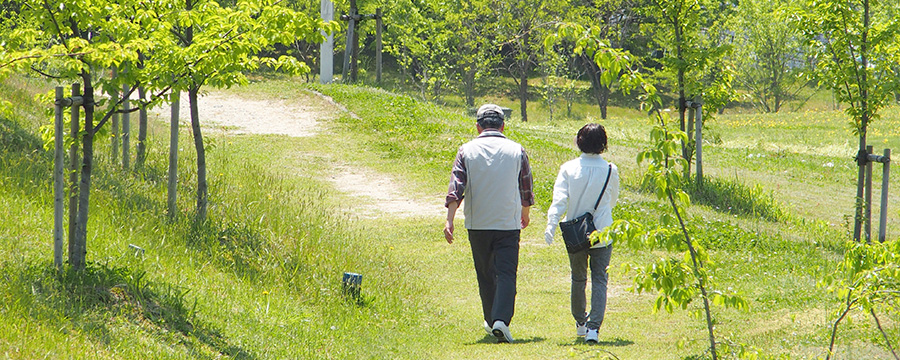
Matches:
[0,77,428,359]
[0,74,898,359]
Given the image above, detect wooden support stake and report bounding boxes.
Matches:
[136,85,148,167]
[349,0,359,82]
[376,8,383,84]
[342,16,355,83]
[854,143,868,242]
[687,104,696,149]
[167,94,180,218]
[53,87,65,270]
[68,84,80,256]
[695,101,703,185]
[122,83,131,170]
[865,145,874,243]
[111,69,120,161]
[879,149,891,242]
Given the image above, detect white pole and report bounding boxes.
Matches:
[320,0,334,84]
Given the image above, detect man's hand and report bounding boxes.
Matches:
[445,200,460,244]
[521,206,531,229]
[444,220,454,244]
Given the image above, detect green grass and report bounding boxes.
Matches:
[0,76,428,359]
[1,73,899,359]
[294,80,896,358]
[684,176,790,223]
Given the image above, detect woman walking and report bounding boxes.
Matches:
[544,123,620,343]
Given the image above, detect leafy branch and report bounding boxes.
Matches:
[551,22,747,360]
[820,240,900,360]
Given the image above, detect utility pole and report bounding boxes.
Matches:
[320,0,334,84]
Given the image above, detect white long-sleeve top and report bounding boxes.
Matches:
[546,153,620,248]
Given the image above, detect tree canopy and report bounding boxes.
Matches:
[0,0,333,268]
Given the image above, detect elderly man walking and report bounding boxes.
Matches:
[444,104,534,343]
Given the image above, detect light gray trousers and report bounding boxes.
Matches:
[568,244,613,330]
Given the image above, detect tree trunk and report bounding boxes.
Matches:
[518,32,530,122]
[135,85,148,168]
[598,84,609,120]
[772,60,783,113]
[583,55,609,119]
[675,22,692,178]
[853,1,871,241]
[189,88,208,222]
[72,72,95,271]
[668,190,718,360]
[464,66,476,108]
[519,72,528,122]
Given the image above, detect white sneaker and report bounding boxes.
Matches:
[585,328,599,343]
[491,320,514,343]
[483,321,492,335]
[576,322,588,337]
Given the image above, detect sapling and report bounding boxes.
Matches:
[551,23,748,359]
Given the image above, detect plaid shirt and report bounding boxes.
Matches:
[445,131,535,208]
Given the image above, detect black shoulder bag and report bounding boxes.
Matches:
[559,164,612,253]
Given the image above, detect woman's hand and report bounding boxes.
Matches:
[544,224,555,245]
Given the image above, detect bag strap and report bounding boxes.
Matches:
[591,164,613,211]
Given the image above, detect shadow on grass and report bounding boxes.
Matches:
[4,262,254,359]
[0,114,269,281]
[469,335,547,345]
[556,342,630,359]
[683,176,789,223]
[557,337,634,347]
[596,338,634,347]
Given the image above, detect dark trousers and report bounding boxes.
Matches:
[468,229,520,326]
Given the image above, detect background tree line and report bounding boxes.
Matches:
[274,0,895,121]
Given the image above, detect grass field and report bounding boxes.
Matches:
[1,74,898,359]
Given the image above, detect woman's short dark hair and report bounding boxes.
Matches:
[576,123,608,154]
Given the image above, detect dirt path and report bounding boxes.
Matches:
[162,90,444,219]
[167,91,324,137]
